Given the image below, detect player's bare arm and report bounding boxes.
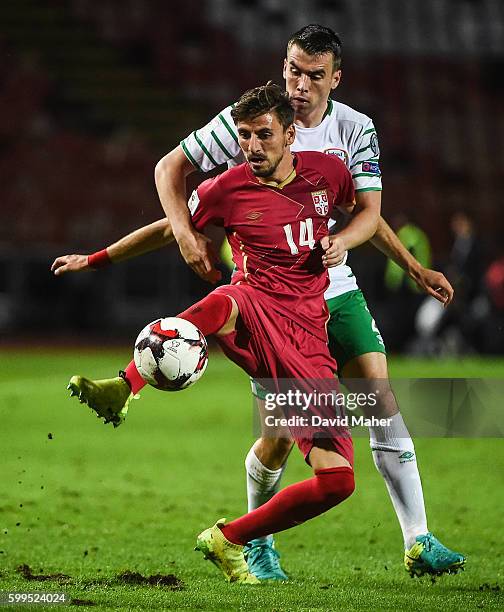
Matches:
[154,146,221,284]
[322,189,381,267]
[51,219,174,276]
[370,216,454,305]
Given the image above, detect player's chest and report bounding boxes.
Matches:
[291,129,350,167]
[228,183,333,252]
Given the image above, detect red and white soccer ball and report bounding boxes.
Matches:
[134,317,208,391]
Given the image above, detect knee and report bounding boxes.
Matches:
[252,436,293,470]
[375,387,398,417]
[319,469,355,508]
[362,383,398,418]
[334,470,355,503]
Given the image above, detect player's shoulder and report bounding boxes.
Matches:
[194,103,238,146]
[213,103,238,135]
[204,102,235,126]
[219,162,249,186]
[198,162,247,195]
[329,99,375,130]
[221,102,235,117]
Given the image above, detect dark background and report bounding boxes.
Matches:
[1,0,503,352]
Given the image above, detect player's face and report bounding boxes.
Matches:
[283,44,341,119]
[237,113,295,178]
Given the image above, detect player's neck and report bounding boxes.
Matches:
[294,101,329,129]
[256,153,295,187]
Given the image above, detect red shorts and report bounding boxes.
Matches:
[213,284,353,465]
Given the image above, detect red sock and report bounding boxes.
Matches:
[123,360,147,395]
[122,292,233,394]
[221,466,354,545]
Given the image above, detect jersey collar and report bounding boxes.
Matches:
[246,153,299,190]
[295,99,333,130]
[262,166,296,189]
[321,98,334,121]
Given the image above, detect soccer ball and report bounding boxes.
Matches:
[134,317,208,391]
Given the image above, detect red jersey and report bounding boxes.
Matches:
[190,151,355,341]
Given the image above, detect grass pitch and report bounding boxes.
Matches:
[0,350,503,610]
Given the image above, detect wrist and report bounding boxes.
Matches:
[88,248,111,269]
[172,221,197,243]
[407,260,423,280]
[333,233,349,252]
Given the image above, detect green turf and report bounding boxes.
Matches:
[0,350,503,611]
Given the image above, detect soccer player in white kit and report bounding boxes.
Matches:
[54,25,465,579]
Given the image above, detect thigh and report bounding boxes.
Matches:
[309,446,352,470]
[277,319,336,381]
[341,352,399,418]
[327,289,386,373]
[277,325,353,466]
[213,284,284,380]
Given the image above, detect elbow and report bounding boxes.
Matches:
[155,146,194,187]
[154,154,170,188]
[371,216,379,238]
[153,218,174,244]
[364,206,380,240]
[162,218,174,242]
[366,220,379,244]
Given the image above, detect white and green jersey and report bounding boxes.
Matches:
[181,99,382,299]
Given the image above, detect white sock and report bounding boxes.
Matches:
[245,447,285,542]
[369,412,428,549]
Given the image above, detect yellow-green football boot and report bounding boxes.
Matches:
[195,519,260,584]
[67,374,133,427]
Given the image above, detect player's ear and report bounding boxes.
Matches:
[286,124,296,145]
[331,70,342,90]
[283,58,288,80]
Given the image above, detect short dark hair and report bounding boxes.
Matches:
[287,24,342,71]
[231,82,294,131]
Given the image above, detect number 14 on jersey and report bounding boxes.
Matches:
[283,219,316,255]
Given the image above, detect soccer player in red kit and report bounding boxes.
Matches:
[66,83,380,583]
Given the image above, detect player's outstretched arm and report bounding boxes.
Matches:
[370,216,454,305]
[155,145,221,283]
[51,218,174,276]
[323,190,381,267]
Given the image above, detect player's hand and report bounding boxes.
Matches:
[411,266,454,306]
[51,254,90,276]
[177,229,222,284]
[321,235,347,267]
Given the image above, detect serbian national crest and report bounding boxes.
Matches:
[311,189,329,216]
